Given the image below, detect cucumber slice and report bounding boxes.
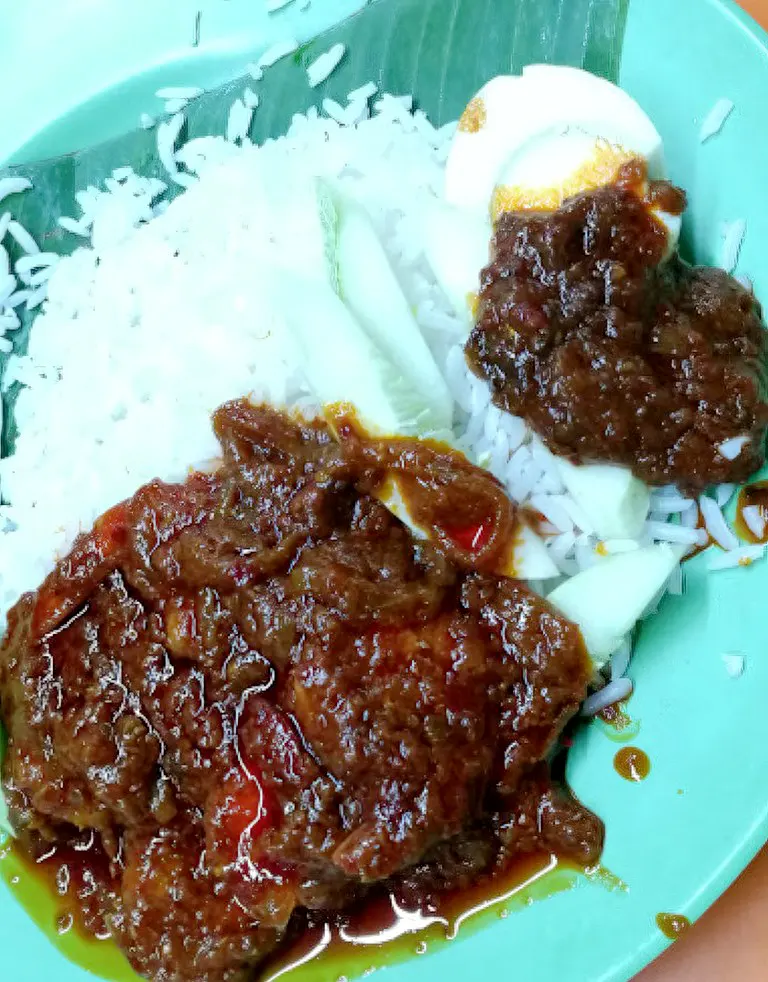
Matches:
[507,517,559,580]
[421,200,490,323]
[281,276,449,440]
[335,193,454,430]
[548,543,682,665]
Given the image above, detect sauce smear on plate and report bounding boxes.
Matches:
[614,747,651,782]
[656,912,692,941]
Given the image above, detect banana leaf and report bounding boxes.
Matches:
[0,0,627,979]
[0,0,627,457]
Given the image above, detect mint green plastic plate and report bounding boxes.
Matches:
[2,1,768,981]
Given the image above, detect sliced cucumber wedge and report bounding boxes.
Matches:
[279,185,554,583]
[547,543,683,666]
[506,517,559,580]
[281,276,449,440]
[421,200,491,323]
[335,193,454,430]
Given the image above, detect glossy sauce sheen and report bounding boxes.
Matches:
[656,912,692,941]
[0,402,602,982]
[598,700,632,731]
[597,701,641,744]
[0,838,136,982]
[466,161,768,488]
[614,747,651,783]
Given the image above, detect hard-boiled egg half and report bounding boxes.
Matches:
[444,65,680,250]
[425,65,682,332]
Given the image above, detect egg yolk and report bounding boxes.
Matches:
[491,140,635,220]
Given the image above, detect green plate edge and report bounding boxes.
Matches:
[2,0,768,981]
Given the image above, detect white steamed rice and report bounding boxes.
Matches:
[0,78,759,716]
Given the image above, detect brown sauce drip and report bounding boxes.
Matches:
[597,700,641,744]
[0,838,135,981]
[260,852,578,980]
[613,747,651,782]
[0,835,583,982]
[734,481,768,544]
[656,912,691,941]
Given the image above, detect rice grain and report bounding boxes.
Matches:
[157,113,188,185]
[740,504,766,540]
[722,652,745,678]
[307,43,346,88]
[708,544,765,571]
[582,678,633,716]
[15,254,58,275]
[164,98,189,116]
[255,38,299,73]
[715,484,737,508]
[58,217,90,237]
[0,275,16,306]
[718,434,750,461]
[156,86,204,101]
[226,100,253,144]
[644,520,706,546]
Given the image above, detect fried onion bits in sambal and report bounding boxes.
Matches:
[466,160,768,489]
[0,401,602,982]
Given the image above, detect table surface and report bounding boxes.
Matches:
[637,1,768,979]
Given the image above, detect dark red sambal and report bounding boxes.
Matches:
[0,401,602,981]
[466,160,768,488]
